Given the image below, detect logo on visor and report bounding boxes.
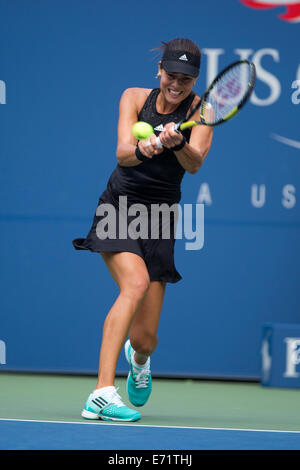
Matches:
[239,0,300,22]
[179,54,188,61]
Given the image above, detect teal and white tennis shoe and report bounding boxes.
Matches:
[125,339,152,407]
[81,386,141,422]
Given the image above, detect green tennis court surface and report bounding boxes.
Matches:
[0,372,299,431]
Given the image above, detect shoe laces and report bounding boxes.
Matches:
[107,387,125,408]
[134,366,151,389]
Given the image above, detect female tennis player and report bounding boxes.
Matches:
[73,38,213,421]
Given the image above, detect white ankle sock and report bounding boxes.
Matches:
[92,386,115,398]
[132,354,150,370]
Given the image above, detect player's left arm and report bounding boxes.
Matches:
[159,98,213,174]
[176,97,213,174]
[176,123,213,174]
[160,123,213,174]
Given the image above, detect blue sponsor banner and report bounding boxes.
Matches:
[262,323,300,388]
[0,1,299,377]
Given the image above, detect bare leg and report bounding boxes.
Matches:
[95,252,150,389]
[129,281,166,365]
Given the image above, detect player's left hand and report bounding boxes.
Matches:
[159,122,184,149]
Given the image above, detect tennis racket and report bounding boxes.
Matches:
[152,59,256,148]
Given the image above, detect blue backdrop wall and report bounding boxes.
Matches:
[1,0,299,379]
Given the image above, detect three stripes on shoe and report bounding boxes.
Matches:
[92,396,109,410]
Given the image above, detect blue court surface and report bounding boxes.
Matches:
[1,375,300,451]
[1,419,300,450]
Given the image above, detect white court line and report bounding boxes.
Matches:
[0,418,300,434]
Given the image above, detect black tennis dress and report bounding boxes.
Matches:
[72,88,195,283]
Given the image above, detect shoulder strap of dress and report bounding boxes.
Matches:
[137,89,158,119]
[179,91,196,116]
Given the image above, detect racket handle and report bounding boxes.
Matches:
[156,136,162,148]
[145,136,162,148]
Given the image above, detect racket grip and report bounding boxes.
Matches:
[156,137,162,148]
[145,136,162,148]
[145,124,179,148]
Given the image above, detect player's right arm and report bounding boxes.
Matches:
[116,88,159,166]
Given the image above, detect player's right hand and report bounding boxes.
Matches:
[138,134,164,158]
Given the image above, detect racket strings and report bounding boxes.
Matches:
[202,62,253,124]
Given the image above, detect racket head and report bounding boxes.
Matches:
[200,60,256,126]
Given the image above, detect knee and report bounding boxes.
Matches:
[122,275,150,302]
[131,333,158,356]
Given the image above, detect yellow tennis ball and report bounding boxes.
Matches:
[132,121,154,140]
